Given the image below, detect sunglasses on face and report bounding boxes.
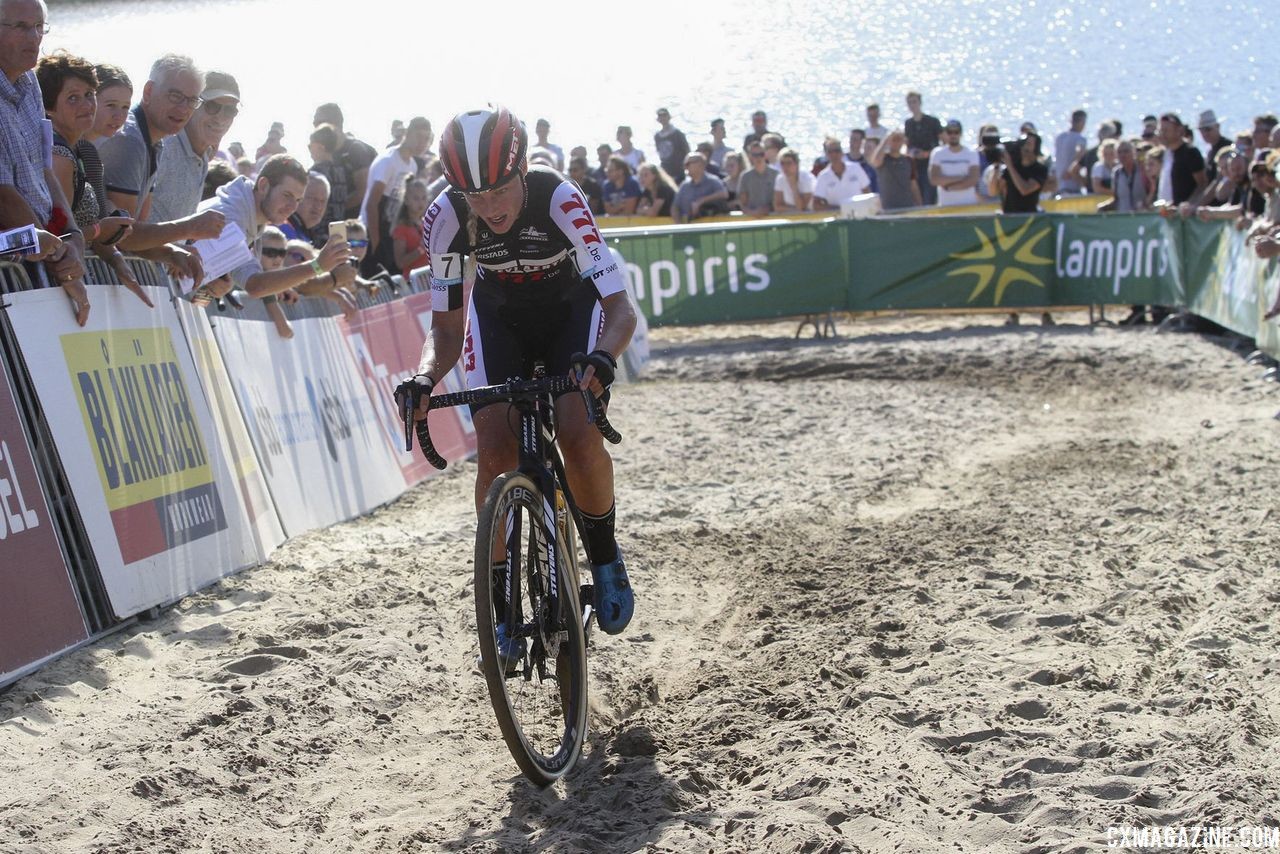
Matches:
[347,238,369,248]
[286,251,309,262]
[203,101,239,118]
[260,246,287,259]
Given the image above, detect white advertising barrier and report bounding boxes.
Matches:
[211,314,406,537]
[6,287,265,618]
[341,291,476,485]
[611,247,651,382]
[172,299,285,559]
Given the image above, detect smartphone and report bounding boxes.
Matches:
[328,221,347,242]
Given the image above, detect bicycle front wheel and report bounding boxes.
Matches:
[474,472,589,786]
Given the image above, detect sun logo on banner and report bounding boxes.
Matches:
[947,217,1053,305]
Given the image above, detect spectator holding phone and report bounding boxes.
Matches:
[196,154,350,301]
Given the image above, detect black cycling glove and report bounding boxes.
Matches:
[573,350,617,389]
[394,373,435,411]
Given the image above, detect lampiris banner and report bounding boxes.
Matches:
[605,220,849,326]
[885,213,1183,310]
[606,213,1186,318]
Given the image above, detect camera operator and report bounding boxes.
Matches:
[988,131,1048,214]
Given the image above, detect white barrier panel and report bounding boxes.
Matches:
[6,287,265,618]
[172,299,285,559]
[0,348,88,682]
[211,314,406,537]
[612,248,652,382]
[342,291,475,483]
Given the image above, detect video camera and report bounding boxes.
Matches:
[981,133,1022,161]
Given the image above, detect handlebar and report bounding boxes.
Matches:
[404,374,622,471]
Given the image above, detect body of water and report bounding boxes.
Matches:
[46,0,1277,162]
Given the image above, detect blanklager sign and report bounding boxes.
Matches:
[7,286,259,619]
[0,356,88,682]
[61,326,227,563]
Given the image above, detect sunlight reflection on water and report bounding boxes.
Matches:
[47,0,1274,159]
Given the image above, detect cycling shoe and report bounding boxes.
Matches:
[495,622,526,673]
[590,550,634,635]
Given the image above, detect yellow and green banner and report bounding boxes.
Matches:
[603,214,1280,358]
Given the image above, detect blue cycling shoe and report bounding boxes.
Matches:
[495,622,526,673]
[590,550,634,635]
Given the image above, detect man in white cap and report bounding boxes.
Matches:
[150,70,240,223]
[1197,110,1230,182]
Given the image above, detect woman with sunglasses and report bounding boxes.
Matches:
[396,105,639,640]
[36,51,149,307]
[255,227,295,338]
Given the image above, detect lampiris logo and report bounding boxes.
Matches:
[623,241,771,316]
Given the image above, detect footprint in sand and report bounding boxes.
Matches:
[223,646,309,676]
[1005,699,1051,721]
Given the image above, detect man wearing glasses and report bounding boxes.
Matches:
[149,70,240,224]
[737,142,778,218]
[98,53,224,283]
[0,0,91,322]
[812,138,871,211]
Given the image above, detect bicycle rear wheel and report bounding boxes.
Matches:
[475,472,589,786]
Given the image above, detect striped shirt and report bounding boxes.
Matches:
[0,70,54,225]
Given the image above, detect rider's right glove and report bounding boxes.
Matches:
[394,373,435,413]
[572,350,617,390]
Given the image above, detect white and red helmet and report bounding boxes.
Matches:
[439,105,528,193]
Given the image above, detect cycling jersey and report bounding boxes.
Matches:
[423,166,625,309]
[421,167,627,390]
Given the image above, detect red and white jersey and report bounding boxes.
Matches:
[421,166,626,312]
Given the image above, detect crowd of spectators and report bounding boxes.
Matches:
[2,0,1278,331]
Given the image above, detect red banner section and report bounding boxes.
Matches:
[0,363,87,681]
[342,292,475,484]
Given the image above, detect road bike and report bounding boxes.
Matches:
[405,363,621,785]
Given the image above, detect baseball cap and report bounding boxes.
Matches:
[201,70,240,103]
[1197,109,1223,129]
[945,118,962,132]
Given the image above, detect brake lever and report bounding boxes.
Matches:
[401,390,416,452]
[571,359,597,425]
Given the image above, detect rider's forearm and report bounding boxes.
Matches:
[594,292,637,361]
[419,321,464,383]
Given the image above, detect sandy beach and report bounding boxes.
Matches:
[2,311,1278,854]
